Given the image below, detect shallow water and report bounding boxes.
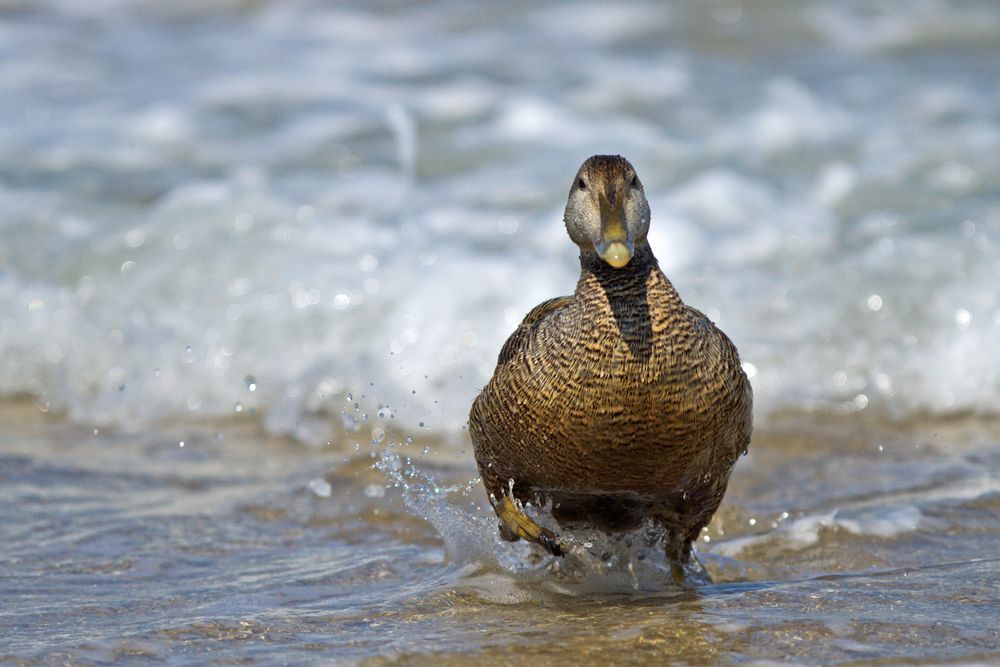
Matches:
[3,0,1000,664]
[4,403,1000,664]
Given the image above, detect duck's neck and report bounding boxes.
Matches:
[577,244,685,309]
[576,245,684,359]
[578,243,658,291]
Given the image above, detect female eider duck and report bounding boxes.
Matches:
[469,155,752,579]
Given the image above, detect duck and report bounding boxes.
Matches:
[468,155,752,579]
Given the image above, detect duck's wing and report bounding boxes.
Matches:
[496,295,574,366]
[684,304,754,453]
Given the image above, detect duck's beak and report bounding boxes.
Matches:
[595,189,633,268]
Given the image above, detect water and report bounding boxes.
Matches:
[2,1,1000,663]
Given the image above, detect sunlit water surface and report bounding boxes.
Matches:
[2,1,1000,664]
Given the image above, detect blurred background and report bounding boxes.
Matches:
[2,1,1000,663]
[2,0,998,442]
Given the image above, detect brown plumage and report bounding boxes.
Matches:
[469,155,752,572]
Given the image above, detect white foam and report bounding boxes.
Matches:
[836,505,922,539]
[720,78,851,155]
[712,505,923,558]
[2,1,1000,437]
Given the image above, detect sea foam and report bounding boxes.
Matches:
[2,1,999,440]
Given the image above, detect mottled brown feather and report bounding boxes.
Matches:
[469,156,752,566]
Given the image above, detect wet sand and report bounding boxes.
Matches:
[3,400,999,664]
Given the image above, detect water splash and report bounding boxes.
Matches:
[372,449,712,595]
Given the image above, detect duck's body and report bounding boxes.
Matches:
[469,155,752,570]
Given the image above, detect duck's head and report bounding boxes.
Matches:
[563,155,650,269]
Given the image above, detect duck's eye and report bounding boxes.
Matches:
[630,174,641,189]
[577,177,587,190]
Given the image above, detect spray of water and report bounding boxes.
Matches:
[372,447,712,598]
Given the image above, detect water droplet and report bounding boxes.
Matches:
[245,375,257,392]
[178,441,185,448]
[497,215,519,235]
[364,483,386,499]
[346,393,353,402]
[153,368,161,377]
[307,478,332,498]
[126,228,145,248]
[418,421,425,428]
[406,436,414,444]
[234,402,243,412]
[422,447,430,455]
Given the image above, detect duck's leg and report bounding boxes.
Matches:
[492,494,565,557]
[664,528,714,585]
[665,534,688,585]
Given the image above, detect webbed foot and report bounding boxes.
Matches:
[495,495,564,557]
